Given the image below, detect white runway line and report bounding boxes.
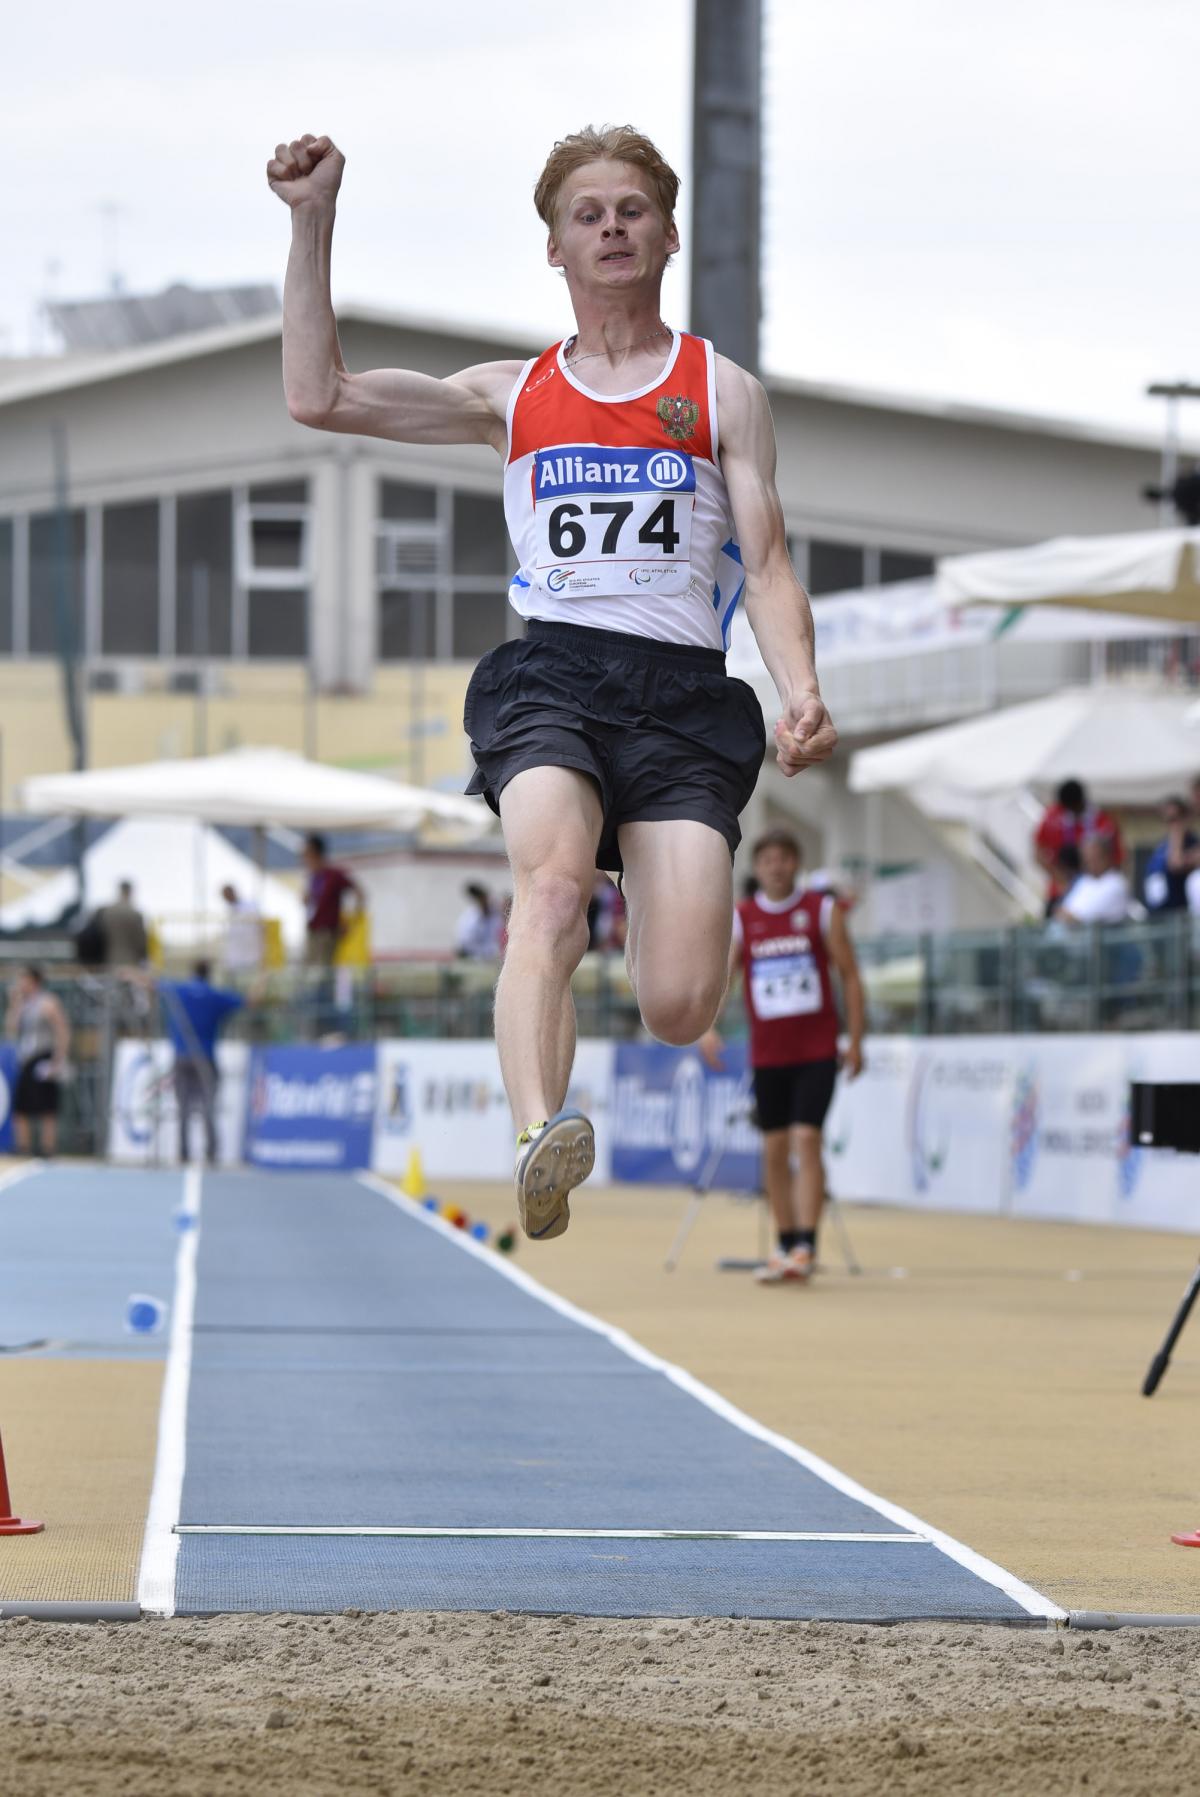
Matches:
[0,1162,44,1197]
[174,1525,928,1543]
[357,1173,1067,1624]
[137,1163,202,1618]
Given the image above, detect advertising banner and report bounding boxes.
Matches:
[373,1039,614,1183]
[610,1040,760,1190]
[0,1043,16,1152]
[243,1044,378,1171]
[108,1039,249,1166]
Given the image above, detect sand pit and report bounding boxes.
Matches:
[3,1610,1199,1796]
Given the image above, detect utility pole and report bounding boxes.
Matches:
[1146,382,1200,527]
[690,0,762,376]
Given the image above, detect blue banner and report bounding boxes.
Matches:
[0,1043,16,1152]
[611,1040,761,1190]
[244,1044,378,1171]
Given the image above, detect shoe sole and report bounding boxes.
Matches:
[517,1114,595,1241]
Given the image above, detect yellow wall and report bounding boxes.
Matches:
[0,660,476,807]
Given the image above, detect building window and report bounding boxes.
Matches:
[379,589,436,661]
[0,519,12,654]
[380,480,437,521]
[176,490,233,657]
[451,592,519,661]
[807,540,865,596]
[236,480,311,590]
[28,509,86,656]
[880,549,935,585]
[101,500,159,654]
[248,588,308,658]
[453,492,509,577]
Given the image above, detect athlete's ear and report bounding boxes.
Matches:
[547,232,565,271]
[665,217,680,259]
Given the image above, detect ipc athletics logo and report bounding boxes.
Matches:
[547,567,574,592]
[905,1053,949,1193]
[646,450,690,489]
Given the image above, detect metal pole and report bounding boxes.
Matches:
[191,561,209,757]
[690,0,762,374]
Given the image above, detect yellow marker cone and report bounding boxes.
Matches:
[402,1147,425,1198]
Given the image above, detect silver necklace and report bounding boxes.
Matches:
[563,324,671,368]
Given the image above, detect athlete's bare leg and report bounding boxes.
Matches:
[618,819,733,1044]
[496,766,603,1128]
[791,1123,826,1232]
[13,1115,31,1156]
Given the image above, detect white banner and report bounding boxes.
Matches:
[108,1039,248,1166]
[373,1039,614,1184]
[826,1033,1200,1232]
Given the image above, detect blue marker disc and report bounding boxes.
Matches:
[125,1294,168,1335]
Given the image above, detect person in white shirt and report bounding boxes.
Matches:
[221,883,265,974]
[454,884,506,960]
[1059,836,1130,926]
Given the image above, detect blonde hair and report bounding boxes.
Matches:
[534,125,681,233]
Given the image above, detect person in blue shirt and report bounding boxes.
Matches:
[158,961,244,1165]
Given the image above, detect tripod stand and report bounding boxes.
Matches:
[1134,1082,1200,1398]
[663,1075,861,1276]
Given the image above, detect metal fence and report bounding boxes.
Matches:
[5,915,1196,1157]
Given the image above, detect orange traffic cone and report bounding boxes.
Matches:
[0,1426,43,1536]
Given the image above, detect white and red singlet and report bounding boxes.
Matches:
[503,330,744,650]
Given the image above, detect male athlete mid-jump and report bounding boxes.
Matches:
[268,124,837,1241]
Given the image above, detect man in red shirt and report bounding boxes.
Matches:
[302,834,362,967]
[701,829,864,1284]
[1034,780,1123,916]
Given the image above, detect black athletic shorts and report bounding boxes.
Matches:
[13,1053,60,1118]
[752,1058,839,1133]
[464,620,767,872]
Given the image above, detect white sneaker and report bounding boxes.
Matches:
[515,1109,595,1242]
[754,1247,813,1285]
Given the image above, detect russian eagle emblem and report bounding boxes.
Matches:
[656,394,700,442]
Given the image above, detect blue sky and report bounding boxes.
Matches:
[7,0,1197,442]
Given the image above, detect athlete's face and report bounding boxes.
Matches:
[547,160,679,288]
[753,846,800,902]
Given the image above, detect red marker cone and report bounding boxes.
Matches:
[0,1427,44,1536]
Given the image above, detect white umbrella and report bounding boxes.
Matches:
[935,528,1200,624]
[849,686,1200,805]
[20,746,492,834]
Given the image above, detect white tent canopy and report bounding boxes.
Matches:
[848,686,1200,806]
[0,815,306,949]
[935,527,1200,624]
[20,746,493,834]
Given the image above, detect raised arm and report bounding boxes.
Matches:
[716,358,837,775]
[267,134,522,450]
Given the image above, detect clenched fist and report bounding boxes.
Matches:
[266,135,344,209]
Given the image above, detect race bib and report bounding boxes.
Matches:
[751,953,822,1020]
[533,443,695,599]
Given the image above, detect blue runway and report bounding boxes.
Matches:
[2,1164,1061,1622]
[160,1171,1059,1622]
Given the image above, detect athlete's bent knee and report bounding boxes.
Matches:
[639,979,725,1047]
[510,869,590,956]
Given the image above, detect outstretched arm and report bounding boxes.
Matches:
[268,134,522,449]
[716,358,837,775]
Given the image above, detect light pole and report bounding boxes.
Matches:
[1146,382,1200,527]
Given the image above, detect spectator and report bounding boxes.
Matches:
[585,874,626,953]
[95,879,149,967]
[1034,780,1123,917]
[158,960,244,1165]
[301,834,362,968]
[5,966,71,1158]
[1047,843,1083,919]
[1143,797,1199,914]
[221,882,265,974]
[1059,836,1130,926]
[455,882,506,959]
